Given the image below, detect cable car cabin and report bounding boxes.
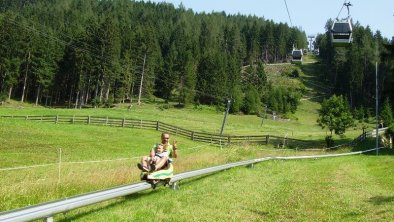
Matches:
[291,50,303,64]
[331,20,353,47]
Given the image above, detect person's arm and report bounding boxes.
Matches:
[172,140,178,158]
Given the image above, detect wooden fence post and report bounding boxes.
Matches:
[14,115,309,148]
[266,135,270,144]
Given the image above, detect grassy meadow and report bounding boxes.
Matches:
[54,154,394,221]
[1,101,393,221]
[0,97,367,141]
[0,116,310,211]
[0,59,390,220]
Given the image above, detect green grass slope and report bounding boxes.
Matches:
[0,60,388,221]
[53,154,394,221]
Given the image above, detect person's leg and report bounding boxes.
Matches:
[153,156,168,171]
[149,156,160,169]
[138,156,150,171]
[142,156,150,167]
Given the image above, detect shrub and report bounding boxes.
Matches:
[290,69,300,78]
[90,98,101,108]
[0,94,7,104]
[325,135,334,147]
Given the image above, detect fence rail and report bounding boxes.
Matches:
[2,115,371,148]
[0,148,379,222]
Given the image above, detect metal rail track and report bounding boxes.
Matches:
[0,148,378,222]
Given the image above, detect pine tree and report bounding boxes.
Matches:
[380,97,393,127]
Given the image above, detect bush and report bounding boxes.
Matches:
[90,98,101,108]
[282,68,302,78]
[104,98,115,108]
[0,94,7,104]
[241,86,261,114]
[290,69,300,78]
[193,103,203,110]
[325,135,334,147]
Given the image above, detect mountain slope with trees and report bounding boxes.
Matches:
[1,0,393,128]
[316,21,394,120]
[0,0,307,111]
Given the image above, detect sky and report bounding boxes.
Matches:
[141,0,394,39]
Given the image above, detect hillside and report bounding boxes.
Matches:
[1,55,391,221]
[0,55,368,143]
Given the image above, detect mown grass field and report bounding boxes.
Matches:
[0,97,367,142]
[1,107,393,221]
[59,155,394,221]
[0,59,389,221]
[46,153,394,221]
[0,117,306,211]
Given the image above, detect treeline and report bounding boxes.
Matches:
[316,20,394,121]
[0,0,307,114]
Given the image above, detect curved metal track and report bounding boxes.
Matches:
[0,148,378,222]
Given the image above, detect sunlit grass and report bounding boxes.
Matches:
[0,110,392,221]
[53,153,394,221]
[0,117,369,212]
[0,96,368,143]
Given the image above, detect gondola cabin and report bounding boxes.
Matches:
[331,20,353,47]
[291,49,303,64]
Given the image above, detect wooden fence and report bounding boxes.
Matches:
[1,115,329,148]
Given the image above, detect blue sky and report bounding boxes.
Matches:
[141,0,394,39]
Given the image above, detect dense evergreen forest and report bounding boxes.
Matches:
[316,20,394,119]
[0,0,307,114]
[0,0,393,118]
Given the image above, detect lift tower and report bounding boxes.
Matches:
[308,35,315,51]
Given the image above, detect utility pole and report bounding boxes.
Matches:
[137,53,146,106]
[375,61,379,155]
[21,51,30,103]
[375,41,379,155]
[220,99,231,136]
[261,105,267,126]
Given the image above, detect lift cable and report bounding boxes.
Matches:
[336,0,352,20]
[283,0,293,27]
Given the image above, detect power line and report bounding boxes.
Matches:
[283,0,293,27]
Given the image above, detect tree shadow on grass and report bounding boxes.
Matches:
[58,198,126,222]
[356,148,394,156]
[248,209,270,218]
[368,196,394,205]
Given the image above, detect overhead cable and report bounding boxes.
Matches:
[283,0,293,27]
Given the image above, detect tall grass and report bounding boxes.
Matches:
[0,116,365,213]
[53,154,394,221]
